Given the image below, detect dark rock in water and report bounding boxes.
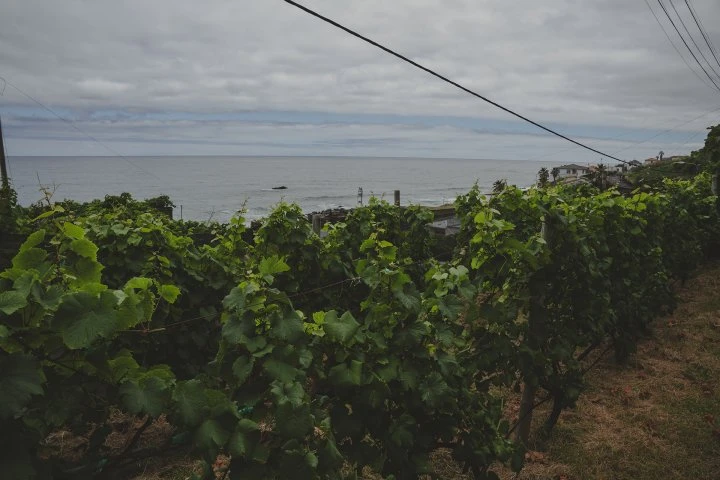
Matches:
[272,186,287,190]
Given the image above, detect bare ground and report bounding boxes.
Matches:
[492,260,720,480]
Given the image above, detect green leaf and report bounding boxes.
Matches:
[120,375,170,417]
[258,256,290,283]
[263,358,299,383]
[223,282,261,312]
[394,285,421,313]
[19,230,46,252]
[35,285,63,310]
[62,222,85,240]
[389,414,415,447]
[228,419,259,457]
[276,403,313,438]
[419,372,451,408]
[323,311,360,344]
[54,291,119,349]
[270,381,305,407]
[71,257,103,285]
[228,430,250,457]
[232,356,255,385]
[70,238,98,259]
[269,309,304,342]
[0,354,44,420]
[12,248,48,271]
[0,325,8,338]
[159,284,181,304]
[173,380,208,427]
[329,360,363,387]
[0,291,27,315]
[125,277,153,290]
[32,205,64,221]
[305,451,318,468]
[108,350,140,383]
[195,419,230,453]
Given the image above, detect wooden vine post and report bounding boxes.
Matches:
[312,214,322,235]
[515,220,550,446]
[0,115,8,190]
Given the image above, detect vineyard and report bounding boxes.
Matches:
[1,138,720,478]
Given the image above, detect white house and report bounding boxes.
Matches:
[556,164,590,178]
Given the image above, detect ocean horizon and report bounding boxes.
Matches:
[6,155,553,222]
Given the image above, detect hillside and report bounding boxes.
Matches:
[494,261,720,480]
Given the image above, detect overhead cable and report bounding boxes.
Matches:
[667,0,720,82]
[683,0,720,70]
[643,0,716,91]
[282,0,630,164]
[0,75,161,180]
[655,0,720,92]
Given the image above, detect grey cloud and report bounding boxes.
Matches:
[1,0,719,156]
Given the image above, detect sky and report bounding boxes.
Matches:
[1,0,720,162]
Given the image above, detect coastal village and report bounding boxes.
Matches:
[550,151,687,186]
[305,150,696,238]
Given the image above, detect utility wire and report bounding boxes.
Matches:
[655,0,720,92]
[684,0,720,70]
[0,76,161,180]
[609,103,720,155]
[282,0,630,164]
[529,103,720,163]
[643,0,715,91]
[668,0,720,81]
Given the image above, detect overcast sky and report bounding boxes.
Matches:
[1,0,720,162]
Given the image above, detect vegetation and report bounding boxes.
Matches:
[495,262,720,480]
[1,125,720,479]
[628,124,720,187]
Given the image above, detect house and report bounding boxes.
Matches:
[644,157,660,165]
[556,164,590,177]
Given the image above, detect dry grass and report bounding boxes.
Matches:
[492,261,720,480]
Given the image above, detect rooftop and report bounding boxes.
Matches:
[558,164,589,170]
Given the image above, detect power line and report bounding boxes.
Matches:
[0,76,161,180]
[282,0,630,164]
[684,0,720,70]
[530,103,720,163]
[655,0,720,92]
[667,0,720,81]
[610,103,720,155]
[643,0,715,91]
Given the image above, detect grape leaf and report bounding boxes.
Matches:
[323,311,360,344]
[0,291,27,315]
[159,284,181,303]
[54,291,119,349]
[0,354,44,420]
[172,380,208,427]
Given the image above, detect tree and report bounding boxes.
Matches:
[551,167,560,183]
[537,168,550,188]
[658,150,665,162]
[590,163,608,190]
[492,179,507,193]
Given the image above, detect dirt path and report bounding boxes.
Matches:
[499,261,720,480]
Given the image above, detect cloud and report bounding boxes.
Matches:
[1,0,719,159]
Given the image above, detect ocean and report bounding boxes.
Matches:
[6,156,549,223]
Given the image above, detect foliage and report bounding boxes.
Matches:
[537,167,550,188]
[0,182,19,231]
[1,153,719,478]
